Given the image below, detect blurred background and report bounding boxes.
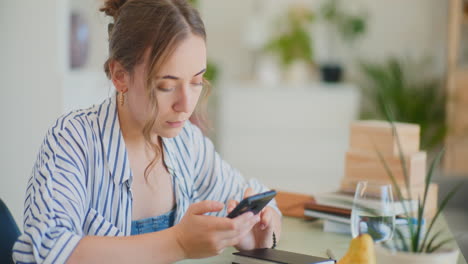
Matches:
[1,0,467,248]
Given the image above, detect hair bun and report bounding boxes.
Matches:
[99,0,128,20]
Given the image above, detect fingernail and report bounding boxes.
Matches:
[261,224,266,230]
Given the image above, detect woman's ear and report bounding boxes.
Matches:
[109,60,129,93]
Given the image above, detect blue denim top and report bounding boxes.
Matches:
[130,208,176,235]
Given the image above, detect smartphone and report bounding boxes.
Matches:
[227,190,277,218]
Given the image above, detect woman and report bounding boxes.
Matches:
[12,0,281,263]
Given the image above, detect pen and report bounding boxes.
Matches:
[326,248,336,262]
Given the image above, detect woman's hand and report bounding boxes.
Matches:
[226,188,282,251]
[171,200,260,259]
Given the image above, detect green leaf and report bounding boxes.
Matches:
[427,237,455,253]
[414,199,424,251]
[205,61,219,83]
[381,105,419,246]
[359,57,447,150]
[424,229,444,253]
[394,227,409,252]
[374,146,416,241]
[420,184,463,252]
[413,149,445,251]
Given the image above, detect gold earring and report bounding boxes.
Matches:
[119,91,125,106]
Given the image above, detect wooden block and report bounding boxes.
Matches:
[339,181,438,219]
[453,69,468,103]
[422,183,438,220]
[444,137,468,175]
[275,191,315,219]
[343,150,427,186]
[350,120,420,156]
[449,103,468,136]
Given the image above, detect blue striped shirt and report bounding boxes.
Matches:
[13,94,279,263]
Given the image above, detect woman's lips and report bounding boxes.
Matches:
[166,120,185,128]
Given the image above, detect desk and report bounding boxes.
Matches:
[177,216,467,264]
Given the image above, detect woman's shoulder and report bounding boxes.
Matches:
[46,97,113,143]
[51,103,100,133]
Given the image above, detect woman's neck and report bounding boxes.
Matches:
[117,102,159,147]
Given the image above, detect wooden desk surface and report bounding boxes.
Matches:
[177,216,467,264]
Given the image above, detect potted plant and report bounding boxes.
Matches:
[373,109,462,264]
[359,57,447,152]
[263,5,315,84]
[318,0,367,83]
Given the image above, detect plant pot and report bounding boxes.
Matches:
[320,63,343,83]
[375,244,460,264]
[283,60,313,85]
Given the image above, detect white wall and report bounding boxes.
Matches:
[64,0,112,112]
[0,0,110,226]
[0,0,64,226]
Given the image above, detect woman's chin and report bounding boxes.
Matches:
[157,127,183,138]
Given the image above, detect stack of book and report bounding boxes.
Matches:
[341,120,438,219]
[305,121,437,234]
[304,192,418,235]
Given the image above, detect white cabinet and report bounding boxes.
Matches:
[218,82,360,195]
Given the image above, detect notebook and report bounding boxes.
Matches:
[232,248,335,264]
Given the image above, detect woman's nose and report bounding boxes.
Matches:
[173,85,191,113]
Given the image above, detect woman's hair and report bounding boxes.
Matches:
[100,0,210,179]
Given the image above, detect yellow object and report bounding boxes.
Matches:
[337,234,376,264]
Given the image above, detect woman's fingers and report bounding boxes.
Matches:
[243,187,254,198]
[188,200,224,215]
[226,200,238,213]
[222,212,260,245]
[259,207,273,230]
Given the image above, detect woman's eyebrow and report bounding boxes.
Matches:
[193,68,206,77]
[159,68,206,80]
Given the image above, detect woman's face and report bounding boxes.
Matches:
[124,34,207,138]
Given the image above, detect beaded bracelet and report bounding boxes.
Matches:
[271,232,277,249]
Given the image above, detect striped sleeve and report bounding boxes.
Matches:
[188,122,280,216]
[13,117,88,264]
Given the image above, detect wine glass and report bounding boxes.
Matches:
[350,181,395,243]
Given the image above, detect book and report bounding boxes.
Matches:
[304,208,350,224]
[304,199,419,236]
[304,202,351,216]
[312,192,418,215]
[339,182,438,219]
[304,200,417,219]
[322,218,417,236]
[232,248,335,264]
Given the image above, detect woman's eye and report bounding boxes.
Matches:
[158,87,174,92]
[191,82,203,86]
